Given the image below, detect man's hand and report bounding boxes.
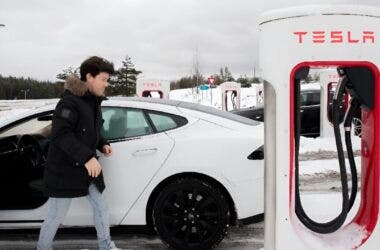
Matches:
[102,144,112,157]
[85,157,102,177]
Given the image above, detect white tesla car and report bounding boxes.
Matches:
[0,97,264,249]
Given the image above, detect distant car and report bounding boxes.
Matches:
[0,97,264,250]
[231,87,355,138]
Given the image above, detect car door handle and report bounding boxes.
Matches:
[132,148,158,156]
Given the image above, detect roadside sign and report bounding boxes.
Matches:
[199,85,209,90]
[208,76,216,85]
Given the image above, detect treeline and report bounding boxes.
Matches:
[0,55,142,100]
[0,75,63,100]
[0,58,267,100]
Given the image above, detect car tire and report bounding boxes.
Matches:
[152,177,230,250]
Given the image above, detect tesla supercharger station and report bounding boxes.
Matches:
[260,5,380,249]
[136,78,170,99]
[221,81,241,111]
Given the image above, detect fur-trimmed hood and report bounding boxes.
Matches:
[64,75,88,97]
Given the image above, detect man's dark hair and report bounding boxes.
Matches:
[80,56,115,81]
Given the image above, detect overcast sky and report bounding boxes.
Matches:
[0,0,379,82]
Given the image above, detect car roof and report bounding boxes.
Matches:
[108,97,258,125]
[0,97,258,127]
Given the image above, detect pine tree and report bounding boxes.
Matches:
[110,56,142,96]
[237,75,251,88]
[224,66,234,81]
[218,66,234,83]
[219,67,225,82]
[56,67,79,82]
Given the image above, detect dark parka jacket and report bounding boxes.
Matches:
[44,75,109,198]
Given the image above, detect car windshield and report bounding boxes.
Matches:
[0,116,52,138]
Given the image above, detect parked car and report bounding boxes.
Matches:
[231,87,356,138]
[0,97,264,250]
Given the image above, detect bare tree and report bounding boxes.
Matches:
[192,47,202,94]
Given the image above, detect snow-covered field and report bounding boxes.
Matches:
[0,99,59,124]
[169,85,258,109]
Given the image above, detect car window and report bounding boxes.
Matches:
[301,92,320,106]
[101,107,153,140]
[0,115,52,138]
[146,111,188,133]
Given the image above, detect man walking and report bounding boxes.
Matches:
[37,56,118,250]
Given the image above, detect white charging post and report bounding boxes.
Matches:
[136,78,170,99]
[259,5,380,250]
[221,81,241,111]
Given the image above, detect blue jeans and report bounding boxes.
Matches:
[37,183,116,250]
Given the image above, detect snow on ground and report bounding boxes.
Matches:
[296,192,364,250]
[0,99,59,124]
[169,85,258,109]
[301,192,360,223]
[300,134,361,154]
[0,99,59,109]
[299,157,361,175]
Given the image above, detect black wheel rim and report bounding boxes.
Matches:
[158,186,223,247]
